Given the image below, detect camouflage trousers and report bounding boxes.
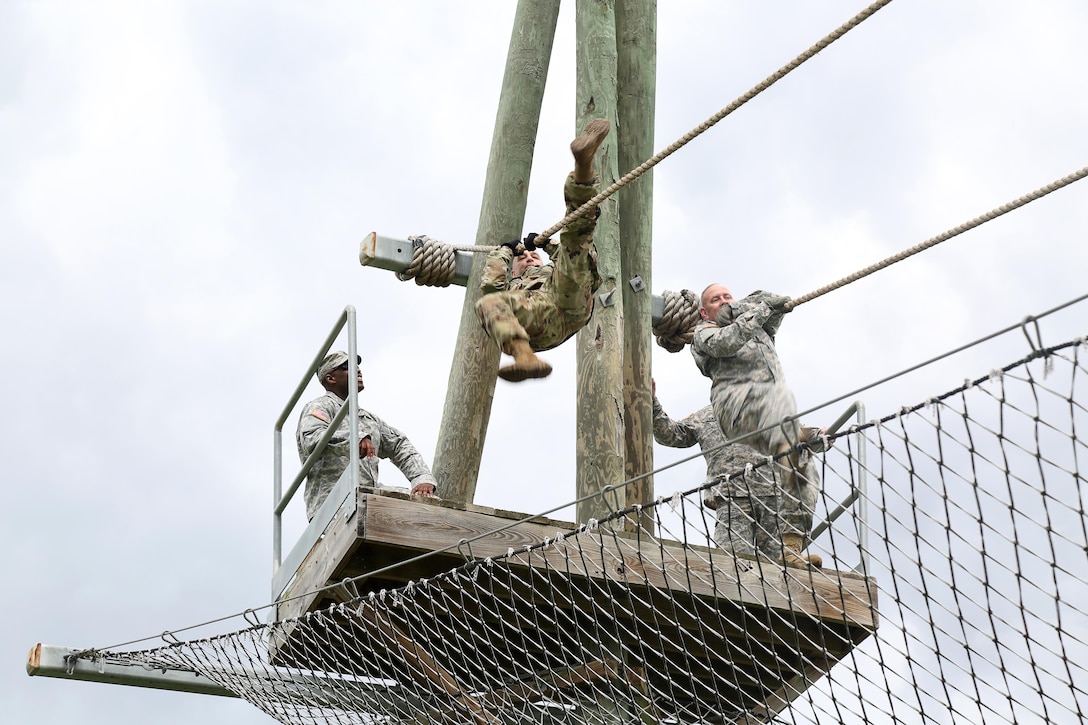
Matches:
[711,458,820,558]
[713,492,781,560]
[475,174,600,352]
[710,378,820,531]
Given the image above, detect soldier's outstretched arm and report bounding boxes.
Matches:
[652,396,698,448]
[696,301,775,358]
[758,293,791,337]
[480,243,516,294]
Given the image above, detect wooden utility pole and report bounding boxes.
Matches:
[574,1,624,526]
[617,0,657,532]
[432,0,562,505]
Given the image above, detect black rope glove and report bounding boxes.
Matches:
[522,232,540,251]
[501,239,521,253]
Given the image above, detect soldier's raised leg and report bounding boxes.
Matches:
[571,118,610,183]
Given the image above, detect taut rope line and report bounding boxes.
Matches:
[650,165,1088,350]
[403,0,895,262]
[536,0,896,241]
[784,165,1088,311]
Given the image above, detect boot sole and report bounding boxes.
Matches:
[498,363,553,383]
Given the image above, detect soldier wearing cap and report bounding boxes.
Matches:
[689,284,823,568]
[296,351,437,520]
[474,119,609,382]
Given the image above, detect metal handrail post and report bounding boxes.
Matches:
[274,434,282,574]
[272,307,354,575]
[346,308,360,495]
[809,400,868,574]
[856,401,869,575]
[277,403,353,515]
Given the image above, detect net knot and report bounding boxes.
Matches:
[668,490,683,511]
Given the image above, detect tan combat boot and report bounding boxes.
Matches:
[781,533,823,569]
[498,339,552,382]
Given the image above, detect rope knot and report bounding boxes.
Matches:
[397,235,458,287]
[653,289,701,352]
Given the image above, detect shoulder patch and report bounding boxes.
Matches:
[310,409,330,422]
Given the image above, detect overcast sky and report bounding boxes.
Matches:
[3,2,1086,723]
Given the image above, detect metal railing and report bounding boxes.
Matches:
[272,306,360,584]
[810,400,869,575]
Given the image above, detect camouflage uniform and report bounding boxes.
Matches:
[653,398,821,558]
[689,290,820,535]
[297,392,437,521]
[474,174,603,352]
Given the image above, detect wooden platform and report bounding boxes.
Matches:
[271,488,877,723]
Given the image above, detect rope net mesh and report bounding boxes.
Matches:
[85,336,1086,724]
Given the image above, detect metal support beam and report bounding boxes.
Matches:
[361,232,670,327]
[27,644,236,698]
[27,643,422,710]
[359,232,475,287]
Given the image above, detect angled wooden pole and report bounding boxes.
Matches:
[432,0,562,505]
[574,1,624,527]
[616,0,657,533]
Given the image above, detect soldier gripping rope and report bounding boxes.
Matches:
[474,119,610,382]
[690,284,823,568]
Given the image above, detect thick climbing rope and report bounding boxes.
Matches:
[653,289,701,352]
[395,0,896,287]
[784,165,1088,311]
[395,234,489,286]
[397,235,459,287]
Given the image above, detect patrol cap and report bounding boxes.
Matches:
[317,351,362,380]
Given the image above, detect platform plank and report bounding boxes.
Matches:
[356,492,875,629]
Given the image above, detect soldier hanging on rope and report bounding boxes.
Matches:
[690,284,824,568]
[474,119,609,382]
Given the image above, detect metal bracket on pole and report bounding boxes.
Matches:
[359,232,474,287]
[628,275,645,293]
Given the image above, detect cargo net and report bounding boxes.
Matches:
[82,335,1087,724]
